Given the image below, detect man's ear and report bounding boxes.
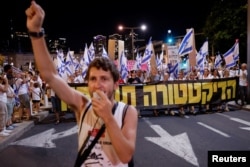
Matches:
[114,81,119,89]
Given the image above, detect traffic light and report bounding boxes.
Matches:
[168,37,173,44]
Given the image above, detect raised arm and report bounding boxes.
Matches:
[25,1,88,115]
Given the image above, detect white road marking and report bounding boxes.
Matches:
[230,118,250,126]
[239,127,250,131]
[10,125,78,148]
[217,113,250,131]
[197,122,230,138]
[230,118,250,131]
[145,124,199,167]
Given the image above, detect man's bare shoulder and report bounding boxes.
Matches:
[124,104,138,121]
[68,90,89,112]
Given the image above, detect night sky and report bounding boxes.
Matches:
[1,0,216,52]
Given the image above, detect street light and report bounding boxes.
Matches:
[118,24,147,60]
[167,29,173,44]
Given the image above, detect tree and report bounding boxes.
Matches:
[203,0,247,63]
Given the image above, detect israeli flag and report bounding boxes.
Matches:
[214,54,222,68]
[196,40,208,71]
[141,37,153,65]
[178,28,194,56]
[88,42,95,62]
[169,62,179,79]
[119,51,128,82]
[223,42,237,69]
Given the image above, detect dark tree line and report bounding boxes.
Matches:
[203,0,247,63]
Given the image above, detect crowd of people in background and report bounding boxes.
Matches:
[56,54,247,118]
[0,60,248,137]
[0,64,62,137]
[119,63,247,117]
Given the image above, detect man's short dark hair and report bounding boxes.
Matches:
[3,64,12,73]
[85,57,119,82]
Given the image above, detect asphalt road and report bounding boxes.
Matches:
[0,107,250,167]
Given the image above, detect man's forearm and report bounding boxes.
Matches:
[30,37,57,80]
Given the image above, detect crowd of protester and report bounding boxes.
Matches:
[120,63,247,117]
[0,64,56,137]
[0,61,247,137]
[63,61,248,118]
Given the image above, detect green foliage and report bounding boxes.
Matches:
[203,0,247,62]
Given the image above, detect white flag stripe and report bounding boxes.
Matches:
[119,51,128,82]
[178,28,194,56]
[196,40,208,72]
[141,37,153,65]
[214,54,222,68]
[102,46,109,58]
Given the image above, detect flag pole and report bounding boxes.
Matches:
[236,39,240,71]
[189,28,196,69]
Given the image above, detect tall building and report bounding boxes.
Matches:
[108,34,124,61]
